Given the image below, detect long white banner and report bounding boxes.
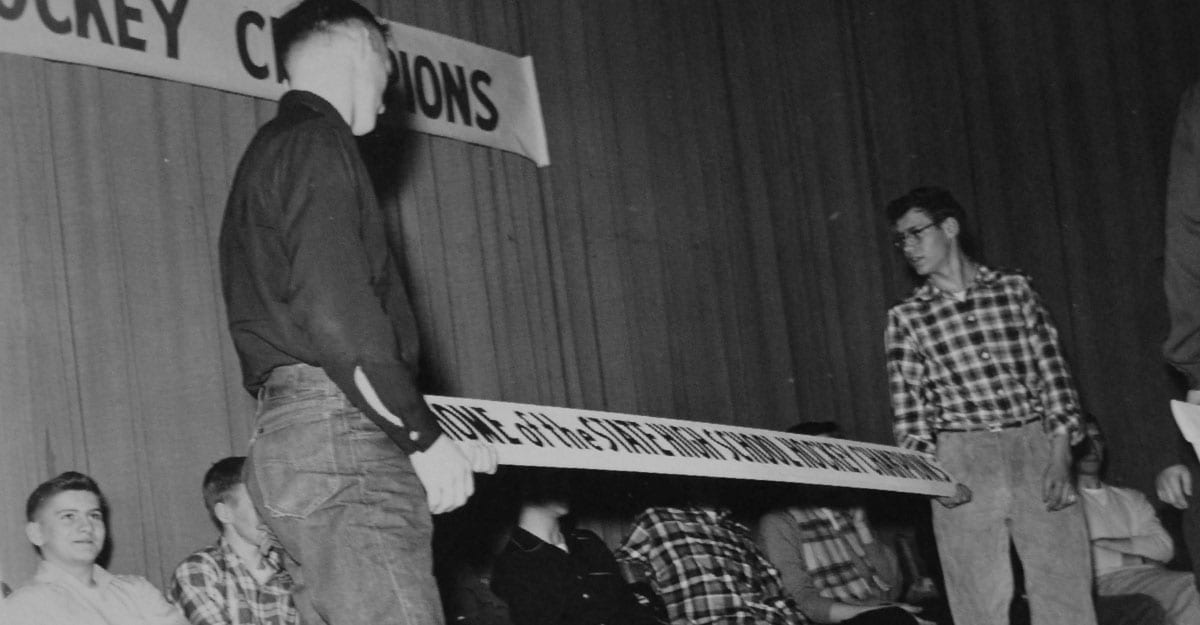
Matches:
[426,396,957,498]
[0,0,549,166]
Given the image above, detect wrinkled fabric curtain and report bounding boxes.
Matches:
[0,0,1195,586]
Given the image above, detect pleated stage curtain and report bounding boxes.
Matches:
[0,0,1196,586]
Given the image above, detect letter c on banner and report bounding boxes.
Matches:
[0,0,27,21]
[36,0,70,34]
[236,11,270,80]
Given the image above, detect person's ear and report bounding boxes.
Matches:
[214,501,234,525]
[26,521,45,548]
[941,216,960,238]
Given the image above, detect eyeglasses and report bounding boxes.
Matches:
[892,221,941,249]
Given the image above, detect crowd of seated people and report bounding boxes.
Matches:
[4,417,1199,625]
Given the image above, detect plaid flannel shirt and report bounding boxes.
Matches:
[615,507,808,625]
[885,266,1083,456]
[169,537,297,625]
[786,506,885,603]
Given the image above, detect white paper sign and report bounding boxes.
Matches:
[1170,399,1200,461]
[426,395,957,497]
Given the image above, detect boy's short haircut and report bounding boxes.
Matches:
[885,186,967,226]
[26,471,106,522]
[273,0,388,80]
[202,456,247,528]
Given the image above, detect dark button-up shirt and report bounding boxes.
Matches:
[1165,81,1200,390]
[493,527,656,625]
[885,266,1082,456]
[1163,80,1200,470]
[219,90,440,453]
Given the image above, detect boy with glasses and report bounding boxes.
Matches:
[883,187,1095,625]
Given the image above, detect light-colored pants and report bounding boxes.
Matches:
[1097,566,1200,625]
[933,421,1096,625]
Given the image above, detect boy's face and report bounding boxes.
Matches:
[1076,422,1106,478]
[26,489,105,569]
[218,483,268,547]
[893,208,954,277]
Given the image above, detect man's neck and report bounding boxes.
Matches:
[224,529,266,573]
[928,254,976,295]
[45,558,96,587]
[1078,475,1103,490]
[519,513,565,548]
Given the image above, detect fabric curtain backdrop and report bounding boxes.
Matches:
[0,0,1196,585]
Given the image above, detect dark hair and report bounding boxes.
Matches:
[886,186,980,260]
[26,471,106,522]
[516,468,572,504]
[274,0,389,79]
[885,187,966,226]
[202,456,247,529]
[787,421,840,437]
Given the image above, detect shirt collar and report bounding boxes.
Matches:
[278,90,349,131]
[508,527,548,552]
[217,534,283,574]
[913,264,998,302]
[34,559,114,591]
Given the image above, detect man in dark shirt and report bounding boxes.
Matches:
[218,1,494,624]
[1160,78,1200,592]
[491,471,659,625]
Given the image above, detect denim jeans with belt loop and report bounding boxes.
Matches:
[244,364,443,625]
[933,420,1096,625]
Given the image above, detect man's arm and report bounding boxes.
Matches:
[1164,82,1200,391]
[126,575,188,625]
[886,312,971,508]
[1157,462,1193,509]
[278,126,491,511]
[279,126,441,453]
[1092,489,1175,564]
[1021,282,1082,510]
[1023,282,1083,447]
[884,311,937,456]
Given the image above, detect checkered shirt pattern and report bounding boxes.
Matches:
[788,506,880,603]
[170,537,297,625]
[615,507,808,625]
[885,266,1083,456]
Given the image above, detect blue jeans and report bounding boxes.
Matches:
[245,364,443,625]
[933,420,1096,625]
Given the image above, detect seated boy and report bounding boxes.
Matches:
[1076,415,1200,625]
[491,470,657,625]
[615,478,920,625]
[0,471,186,625]
[170,456,297,625]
